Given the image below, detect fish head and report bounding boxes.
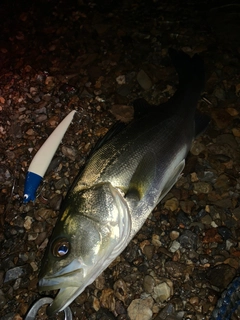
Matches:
[38,182,131,315]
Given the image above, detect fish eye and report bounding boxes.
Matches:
[52,238,70,258]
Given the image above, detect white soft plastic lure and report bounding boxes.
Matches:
[23,110,76,203]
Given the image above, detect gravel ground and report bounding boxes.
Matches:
[1,0,240,319]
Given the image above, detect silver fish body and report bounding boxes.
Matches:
[39,49,206,315]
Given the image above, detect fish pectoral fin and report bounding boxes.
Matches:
[157,159,185,204]
[125,152,156,201]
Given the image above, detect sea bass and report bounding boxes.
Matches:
[39,49,207,315]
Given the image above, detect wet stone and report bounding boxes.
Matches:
[49,193,62,210]
[152,280,173,302]
[207,264,236,290]
[61,145,77,161]
[169,240,180,253]
[54,177,69,190]
[193,181,212,194]
[178,230,198,250]
[201,214,212,225]
[34,208,55,221]
[4,266,27,283]
[176,210,191,226]
[136,70,152,90]
[143,275,155,294]
[165,261,192,278]
[127,297,154,320]
[164,198,179,212]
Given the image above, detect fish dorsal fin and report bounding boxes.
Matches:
[157,159,185,205]
[126,152,156,201]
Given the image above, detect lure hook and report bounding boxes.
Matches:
[25,297,72,320]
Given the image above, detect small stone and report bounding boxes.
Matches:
[4,266,27,283]
[226,107,238,116]
[190,172,199,182]
[93,297,100,311]
[232,128,240,137]
[143,245,155,260]
[152,280,173,302]
[110,104,134,123]
[165,261,193,278]
[164,197,179,211]
[180,200,195,214]
[201,214,212,225]
[127,297,153,320]
[23,216,33,230]
[152,234,162,247]
[190,141,206,155]
[207,264,236,289]
[35,114,48,123]
[137,70,152,90]
[169,240,180,253]
[30,262,38,272]
[100,288,115,311]
[193,181,212,194]
[211,108,232,129]
[178,230,198,250]
[202,228,223,243]
[113,279,128,303]
[170,230,180,241]
[25,128,35,136]
[213,86,226,100]
[143,275,155,294]
[116,75,126,85]
[34,208,55,221]
[189,296,199,306]
[61,145,77,161]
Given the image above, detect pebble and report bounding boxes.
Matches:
[137,70,152,90]
[143,275,155,294]
[201,214,212,225]
[113,279,128,303]
[23,216,33,230]
[4,266,27,283]
[170,230,180,241]
[169,240,180,253]
[127,297,153,320]
[232,128,240,137]
[143,245,155,260]
[193,181,212,194]
[178,230,198,250]
[207,264,237,289]
[34,208,55,221]
[164,198,179,211]
[152,280,173,302]
[190,141,206,155]
[179,200,194,214]
[61,145,77,161]
[165,261,193,278]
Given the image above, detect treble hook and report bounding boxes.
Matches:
[25,297,72,320]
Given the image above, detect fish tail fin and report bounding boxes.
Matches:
[168,48,205,93]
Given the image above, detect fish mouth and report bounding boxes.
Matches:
[38,259,86,315]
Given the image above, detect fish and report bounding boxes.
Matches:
[38,48,208,315]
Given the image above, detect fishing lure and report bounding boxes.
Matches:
[23,110,76,203]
